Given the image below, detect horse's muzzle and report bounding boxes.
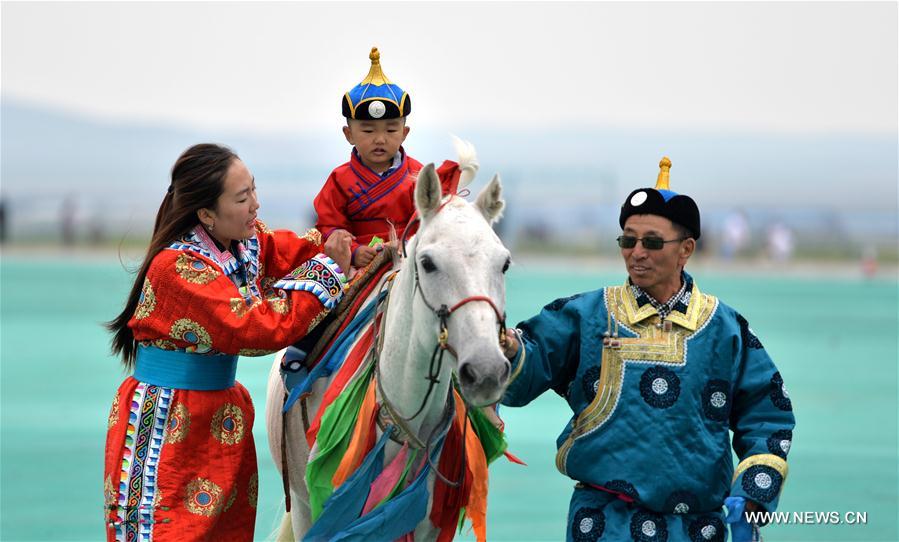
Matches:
[457,356,511,406]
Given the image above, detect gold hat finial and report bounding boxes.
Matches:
[360,47,392,86]
[655,157,672,190]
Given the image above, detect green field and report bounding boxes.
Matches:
[1,256,896,541]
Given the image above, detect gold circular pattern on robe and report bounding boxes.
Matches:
[164,403,191,444]
[150,339,178,351]
[104,475,116,506]
[248,473,258,508]
[134,278,156,320]
[223,488,237,512]
[268,297,290,315]
[170,319,213,352]
[107,394,119,430]
[255,219,274,235]
[210,403,245,445]
[230,297,260,318]
[184,478,225,516]
[175,253,221,285]
[301,228,323,245]
[238,348,275,356]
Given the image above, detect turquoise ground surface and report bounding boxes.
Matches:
[1,257,896,541]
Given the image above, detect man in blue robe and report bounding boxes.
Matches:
[501,157,795,542]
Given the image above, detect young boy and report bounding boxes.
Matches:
[313,47,466,268]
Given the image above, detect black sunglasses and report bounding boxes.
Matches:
[617,235,685,250]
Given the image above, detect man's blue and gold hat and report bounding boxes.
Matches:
[619,157,702,239]
[342,47,411,121]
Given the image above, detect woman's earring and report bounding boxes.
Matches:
[206,222,215,232]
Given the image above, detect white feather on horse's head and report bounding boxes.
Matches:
[450,135,479,190]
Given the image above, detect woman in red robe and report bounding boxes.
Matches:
[103,144,352,541]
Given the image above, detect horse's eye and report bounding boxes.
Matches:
[420,256,437,273]
[502,258,511,273]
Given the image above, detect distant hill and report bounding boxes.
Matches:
[1,98,896,251]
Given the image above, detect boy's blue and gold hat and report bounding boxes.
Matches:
[619,157,702,239]
[342,47,411,120]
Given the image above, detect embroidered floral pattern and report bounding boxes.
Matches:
[230,297,260,318]
[274,254,346,310]
[572,506,605,542]
[170,319,213,353]
[702,379,732,422]
[149,339,178,351]
[604,479,640,501]
[248,473,258,509]
[223,488,237,513]
[175,253,221,285]
[740,464,783,503]
[630,511,668,541]
[301,228,323,245]
[135,278,156,320]
[767,429,793,459]
[107,393,119,430]
[688,515,725,542]
[211,403,245,445]
[268,296,290,315]
[639,366,681,409]
[664,490,699,515]
[164,403,190,444]
[581,366,601,403]
[104,474,116,507]
[256,219,274,235]
[736,313,764,349]
[185,478,225,516]
[238,348,275,356]
[769,372,792,411]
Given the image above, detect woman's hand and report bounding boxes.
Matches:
[324,229,354,274]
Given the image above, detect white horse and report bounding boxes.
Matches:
[265,143,511,541]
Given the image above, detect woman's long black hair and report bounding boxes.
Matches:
[107,143,238,368]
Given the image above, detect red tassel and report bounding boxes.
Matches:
[503,450,527,466]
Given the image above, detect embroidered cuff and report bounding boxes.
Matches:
[730,453,789,512]
[273,253,347,311]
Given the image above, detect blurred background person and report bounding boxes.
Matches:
[720,208,750,260]
[0,196,8,244]
[766,220,795,263]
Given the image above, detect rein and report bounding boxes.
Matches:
[372,266,464,487]
[374,198,506,488]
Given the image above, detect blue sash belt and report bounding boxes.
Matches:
[134,346,238,390]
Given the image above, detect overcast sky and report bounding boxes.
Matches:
[3,1,896,135]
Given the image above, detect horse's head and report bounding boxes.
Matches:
[409,162,511,407]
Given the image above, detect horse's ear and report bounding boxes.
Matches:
[415,163,442,218]
[476,173,505,224]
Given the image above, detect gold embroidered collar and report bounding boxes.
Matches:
[615,279,706,331]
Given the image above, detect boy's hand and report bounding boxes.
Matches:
[353,245,378,267]
[324,229,354,273]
